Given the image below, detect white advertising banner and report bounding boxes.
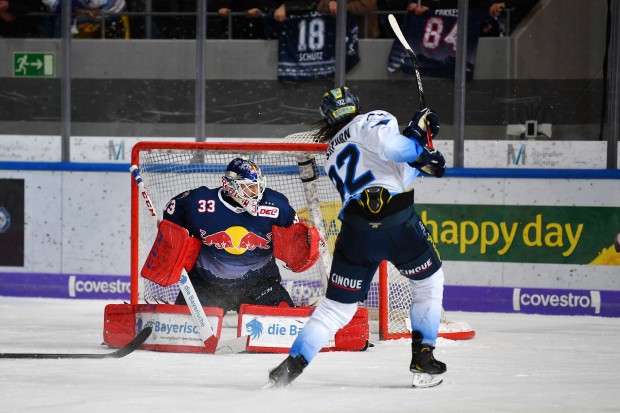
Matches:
[0,136,612,169]
[71,137,194,163]
[464,140,607,168]
[0,135,61,162]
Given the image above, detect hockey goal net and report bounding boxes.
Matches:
[130,140,466,340]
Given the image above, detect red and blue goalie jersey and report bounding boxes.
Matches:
[163,187,298,280]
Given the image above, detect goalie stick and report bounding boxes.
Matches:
[0,326,152,359]
[388,13,434,149]
[130,165,248,355]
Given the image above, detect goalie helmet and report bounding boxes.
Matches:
[222,158,266,216]
[319,86,360,126]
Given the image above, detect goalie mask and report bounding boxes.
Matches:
[222,158,266,216]
[320,86,360,126]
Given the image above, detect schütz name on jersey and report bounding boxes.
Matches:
[298,51,324,62]
[326,128,351,160]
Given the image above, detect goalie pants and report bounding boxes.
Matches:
[175,258,294,313]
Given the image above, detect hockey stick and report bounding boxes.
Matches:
[130,165,248,355]
[388,13,434,149]
[0,326,152,359]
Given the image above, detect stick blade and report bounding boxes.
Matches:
[0,326,152,359]
[106,326,153,358]
[388,14,413,51]
[202,335,249,355]
[215,335,250,355]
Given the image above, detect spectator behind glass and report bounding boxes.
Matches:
[481,0,539,36]
[151,0,227,39]
[0,0,45,37]
[217,0,266,39]
[376,0,408,38]
[41,0,128,38]
[316,0,380,38]
[260,0,318,22]
[387,0,535,38]
[260,0,319,38]
[401,0,504,16]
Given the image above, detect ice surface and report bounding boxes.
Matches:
[1,297,618,413]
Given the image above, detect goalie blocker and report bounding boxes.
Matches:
[141,219,202,287]
[140,219,221,352]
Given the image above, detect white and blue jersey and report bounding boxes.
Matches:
[163,187,297,280]
[324,110,424,214]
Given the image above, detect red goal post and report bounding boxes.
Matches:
[130,141,436,341]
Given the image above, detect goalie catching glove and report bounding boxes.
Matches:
[272,222,321,273]
[141,219,202,286]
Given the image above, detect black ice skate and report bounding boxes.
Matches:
[410,331,446,388]
[266,355,308,388]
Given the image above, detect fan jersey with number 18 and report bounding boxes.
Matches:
[324,111,425,214]
[163,187,298,280]
[277,11,360,81]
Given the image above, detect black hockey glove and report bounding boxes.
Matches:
[409,147,446,178]
[402,108,439,147]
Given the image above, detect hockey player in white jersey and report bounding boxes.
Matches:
[268,86,447,388]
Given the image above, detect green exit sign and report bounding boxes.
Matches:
[13,53,55,77]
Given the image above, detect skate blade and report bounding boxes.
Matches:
[412,373,443,388]
[262,380,277,390]
[262,378,291,390]
[263,369,288,390]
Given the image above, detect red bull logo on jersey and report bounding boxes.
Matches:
[200,226,271,255]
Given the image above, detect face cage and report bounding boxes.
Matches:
[222,175,266,215]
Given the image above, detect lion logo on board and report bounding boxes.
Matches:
[245,319,263,339]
